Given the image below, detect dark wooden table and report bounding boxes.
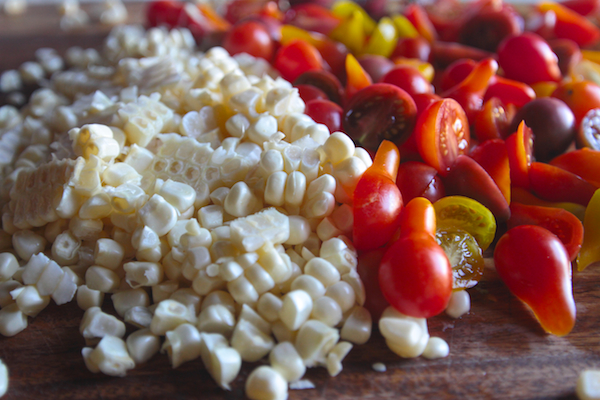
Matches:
[1,4,600,399]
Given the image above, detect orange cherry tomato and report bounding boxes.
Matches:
[506,120,534,190]
[552,80,600,127]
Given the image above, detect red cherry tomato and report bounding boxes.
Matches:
[494,225,576,337]
[483,76,536,108]
[415,98,470,175]
[274,39,323,82]
[538,1,600,47]
[353,141,403,252]
[379,197,452,318]
[379,65,434,98]
[404,3,438,43]
[391,37,432,62]
[147,0,185,28]
[506,121,534,190]
[395,161,446,204]
[356,248,389,321]
[304,99,343,133]
[294,84,327,103]
[473,97,515,142]
[508,202,583,261]
[470,139,511,204]
[438,59,476,92]
[283,3,341,35]
[222,20,274,61]
[497,32,562,85]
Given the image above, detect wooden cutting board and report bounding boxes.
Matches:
[1,4,599,399]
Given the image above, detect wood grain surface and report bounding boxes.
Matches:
[1,4,600,400]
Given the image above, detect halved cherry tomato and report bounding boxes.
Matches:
[577,108,600,150]
[274,39,324,82]
[473,97,515,142]
[438,59,476,92]
[433,195,497,251]
[529,161,598,206]
[550,149,600,187]
[508,202,583,261]
[538,1,600,47]
[404,3,438,43]
[494,225,576,336]
[294,70,344,105]
[415,98,470,175]
[436,228,485,290]
[353,141,403,252]
[470,139,511,204]
[379,197,452,318]
[483,76,536,108]
[506,121,534,190]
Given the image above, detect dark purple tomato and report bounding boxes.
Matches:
[457,5,523,52]
[293,69,344,104]
[396,161,446,203]
[305,99,343,133]
[391,37,432,62]
[357,54,395,83]
[295,84,327,103]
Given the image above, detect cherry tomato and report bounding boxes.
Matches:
[294,70,344,104]
[391,37,432,62]
[552,80,600,128]
[357,55,395,83]
[283,3,341,35]
[433,195,497,251]
[147,0,184,28]
[343,83,417,153]
[304,99,343,133]
[379,197,452,318]
[415,98,470,175]
[436,228,485,290]
[222,20,274,61]
[494,225,576,337]
[380,65,434,98]
[509,97,575,162]
[483,76,536,108]
[404,3,438,43]
[274,39,323,82]
[353,141,403,252]
[561,0,600,15]
[497,32,562,85]
[577,108,600,150]
[550,148,600,187]
[508,202,583,261]
[538,1,600,47]
[345,54,373,100]
[470,139,511,204]
[529,162,598,206]
[294,84,327,103]
[456,4,523,52]
[430,41,493,69]
[549,38,582,77]
[438,59,476,92]
[395,161,446,204]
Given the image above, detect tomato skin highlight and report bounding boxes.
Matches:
[494,225,576,336]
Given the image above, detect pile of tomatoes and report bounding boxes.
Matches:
[146,0,600,337]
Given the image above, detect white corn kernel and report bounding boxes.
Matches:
[80,306,126,340]
[577,370,600,400]
[279,290,313,331]
[284,171,306,209]
[325,281,356,314]
[150,299,196,336]
[111,288,150,317]
[199,332,242,390]
[0,280,21,308]
[69,217,103,241]
[229,208,290,253]
[331,204,353,236]
[446,290,471,319]
[269,341,306,383]
[227,274,259,305]
[124,144,154,173]
[245,264,275,294]
[77,285,104,311]
[311,296,343,327]
[11,285,50,317]
[326,341,353,377]
[124,306,153,329]
[51,231,81,265]
[158,180,196,213]
[87,336,135,377]
[379,307,429,358]
[86,266,120,293]
[264,171,287,207]
[0,253,19,282]
[126,328,160,364]
[52,268,78,305]
[322,132,355,165]
[0,358,7,397]
[284,215,310,246]
[123,261,163,288]
[170,288,202,315]
[231,319,275,362]
[301,191,335,219]
[152,280,179,304]
[12,230,47,261]
[341,270,366,306]
[82,347,99,374]
[291,275,326,300]
[225,113,250,138]
[224,181,261,218]
[132,226,162,262]
[193,270,226,296]
[0,303,28,337]
[422,337,450,359]
[257,292,283,323]
[19,61,45,84]
[201,290,235,315]
[139,194,178,237]
[247,114,278,145]
[22,253,52,286]
[332,156,368,194]
[340,306,372,345]
[36,259,64,296]
[316,217,343,242]
[103,164,141,187]
[321,237,357,274]
[305,257,341,288]
[162,323,203,368]
[197,304,236,337]
[257,244,292,284]
[181,246,211,281]
[295,319,339,367]
[198,205,224,230]
[94,239,124,270]
[238,304,271,336]
[245,366,288,400]
[271,320,296,344]
[44,220,69,244]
